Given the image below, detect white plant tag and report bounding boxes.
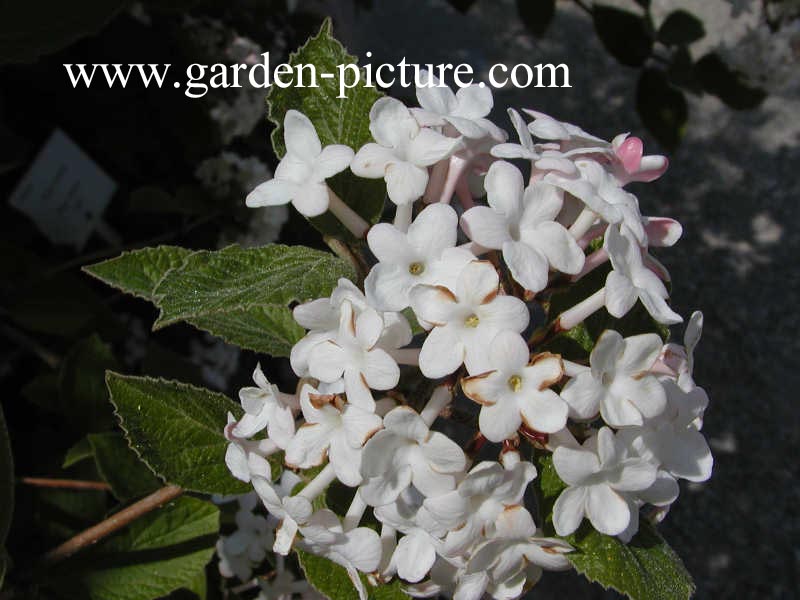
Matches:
[8,129,117,249]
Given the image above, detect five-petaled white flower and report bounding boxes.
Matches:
[252,474,313,555]
[246,110,353,216]
[461,331,567,440]
[351,97,461,205]
[604,225,683,325]
[365,203,474,312]
[552,427,657,536]
[285,384,383,487]
[232,363,297,447]
[359,406,466,505]
[561,330,667,427]
[410,260,530,377]
[307,300,401,411]
[461,161,585,293]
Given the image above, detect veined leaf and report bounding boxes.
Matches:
[106,373,248,496]
[297,550,410,600]
[87,433,162,501]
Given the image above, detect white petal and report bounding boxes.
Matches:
[292,182,330,217]
[407,203,459,258]
[520,390,569,433]
[560,372,603,420]
[342,405,384,447]
[476,295,530,333]
[362,348,401,390]
[314,144,354,180]
[246,178,296,208]
[369,97,418,148]
[329,436,364,487]
[454,84,493,119]
[456,260,499,306]
[351,143,396,178]
[385,161,429,206]
[365,264,412,312]
[308,341,346,382]
[339,527,382,572]
[293,298,336,330]
[530,221,585,275]
[367,223,417,264]
[412,460,457,497]
[619,333,663,374]
[394,532,437,582]
[284,110,322,157]
[502,240,548,293]
[383,406,429,442]
[422,432,467,473]
[490,330,530,372]
[586,485,630,536]
[485,160,524,218]
[613,459,657,492]
[359,465,413,506]
[461,206,512,249]
[419,326,464,379]
[639,289,684,325]
[605,270,638,318]
[406,128,461,167]
[479,401,522,443]
[552,486,587,536]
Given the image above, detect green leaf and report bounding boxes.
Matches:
[694,53,766,110]
[55,497,219,600]
[566,520,695,600]
[657,10,705,46]
[63,437,94,468]
[87,433,162,501]
[0,405,13,564]
[267,19,386,239]
[297,551,410,600]
[84,246,194,302]
[59,335,121,432]
[592,6,653,67]
[636,68,688,152]
[106,372,249,495]
[516,0,556,37]
[151,244,354,330]
[0,1,129,64]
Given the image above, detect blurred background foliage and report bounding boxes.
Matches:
[0,0,796,599]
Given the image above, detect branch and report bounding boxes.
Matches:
[41,484,183,565]
[20,477,111,491]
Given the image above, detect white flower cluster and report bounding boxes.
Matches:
[226,74,713,599]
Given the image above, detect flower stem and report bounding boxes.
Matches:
[343,491,368,531]
[20,477,111,491]
[297,464,336,501]
[569,208,598,240]
[571,247,609,281]
[420,385,453,427]
[424,160,449,203]
[554,288,606,331]
[393,203,413,233]
[328,189,370,239]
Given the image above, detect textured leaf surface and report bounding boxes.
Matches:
[297,551,410,600]
[152,244,354,329]
[267,18,386,238]
[61,497,218,600]
[84,246,193,301]
[107,373,248,495]
[87,433,162,501]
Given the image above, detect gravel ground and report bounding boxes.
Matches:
[315,0,800,597]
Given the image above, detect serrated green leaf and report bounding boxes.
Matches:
[87,433,162,501]
[297,550,410,600]
[566,520,695,600]
[84,246,194,302]
[0,405,13,559]
[106,372,248,495]
[54,497,219,600]
[151,244,354,330]
[267,18,386,239]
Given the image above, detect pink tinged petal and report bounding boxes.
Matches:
[419,326,465,378]
[284,110,322,157]
[461,206,512,249]
[407,203,459,257]
[476,294,530,333]
[479,401,523,443]
[456,260,500,306]
[369,97,419,148]
[613,459,658,492]
[553,445,601,486]
[422,432,467,473]
[552,486,588,536]
[633,155,669,182]
[409,284,459,326]
[605,270,638,318]
[643,217,682,247]
[246,178,296,207]
[615,136,643,173]
[395,532,437,583]
[502,240,548,293]
[485,161,525,218]
[490,330,530,372]
[531,221,586,275]
[385,161,429,206]
[285,423,331,468]
[412,459,457,497]
[585,485,631,536]
[308,341,346,382]
[362,348,400,390]
[292,182,330,217]
[520,390,568,433]
[560,372,603,420]
[351,143,396,178]
[313,144,354,180]
[406,128,461,167]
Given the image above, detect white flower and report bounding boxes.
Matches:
[423,457,538,556]
[523,109,607,150]
[459,506,572,600]
[365,203,475,312]
[232,363,297,447]
[351,97,461,205]
[285,384,383,487]
[252,474,313,555]
[410,260,530,377]
[297,509,382,600]
[491,109,578,176]
[216,494,273,581]
[461,161,585,292]
[413,70,502,140]
[359,406,466,505]
[246,110,353,217]
[552,427,657,536]
[604,225,682,325]
[561,330,667,427]
[307,301,401,411]
[461,331,566,440]
[621,377,712,483]
[225,413,280,483]
[660,310,703,391]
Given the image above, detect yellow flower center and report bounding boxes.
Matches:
[464,314,480,328]
[408,262,425,276]
[508,375,523,392]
